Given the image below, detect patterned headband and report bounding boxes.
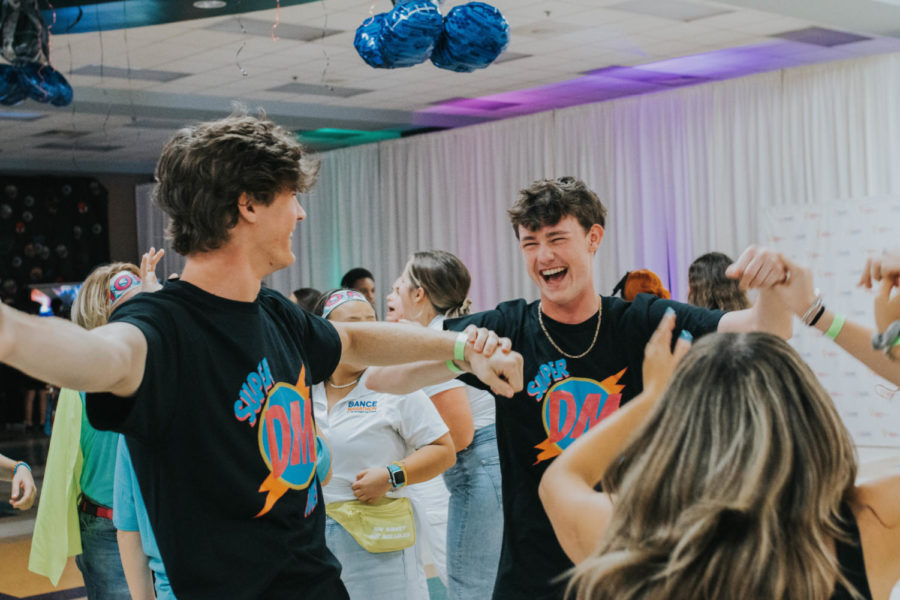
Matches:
[108,271,141,308]
[322,289,369,319]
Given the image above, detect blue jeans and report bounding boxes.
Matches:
[325,515,428,600]
[75,511,130,600]
[443,424,503,600]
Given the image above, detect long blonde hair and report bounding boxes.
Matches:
[568,333,860,600]
[70,262,140,330]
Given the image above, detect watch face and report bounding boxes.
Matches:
[389,465,406,488]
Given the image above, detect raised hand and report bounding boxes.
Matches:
[642,309,692,396]
[859,250,900,290]
[140,247,165,293]
[725,245,788,290]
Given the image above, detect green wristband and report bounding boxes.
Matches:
[454,331,467,362]
[446,359,464,374]
[825,313,845,340]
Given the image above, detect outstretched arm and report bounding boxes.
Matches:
[539,311,692,563]
[0,303,147,397]
[775,256,900,387]
[334,321,522,397]
[366,360,459,395]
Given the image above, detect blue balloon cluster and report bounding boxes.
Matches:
[431,3,509,72]
[0,63,73,106]
[354,1,508,72]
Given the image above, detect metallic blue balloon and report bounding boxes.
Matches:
[431,2,509,73]
[354,13,389,69]
[0,64,26,106]
[14,63,73,106]
[48,68,73,106]
[17,63,56,103]
[381,0,443,68]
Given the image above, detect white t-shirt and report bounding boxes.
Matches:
[424,315,496,431]
[312,371,449,505]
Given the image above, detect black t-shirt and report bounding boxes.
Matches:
[86,281,348,600]
[446,294,723,600]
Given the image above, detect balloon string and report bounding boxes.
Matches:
[42,0,56,66]
[271,0,281,41]
[235,16,248,76]
[320,0,331,89]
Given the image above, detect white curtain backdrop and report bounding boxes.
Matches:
[135,182,185,280]
[134,52,900,453]
[136,51,900,311]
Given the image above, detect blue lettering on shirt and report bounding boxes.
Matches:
[527,359,569,399]
[234,358,276,426]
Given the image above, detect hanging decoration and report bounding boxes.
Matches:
[0,0,73,106]
[379,0,443,68]
[354,0,508,72]
[430,2,509,72]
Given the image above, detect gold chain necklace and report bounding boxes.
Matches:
[537,298,602,359]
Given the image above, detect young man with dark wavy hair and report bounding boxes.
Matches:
[368,176,795,600]
[0,111,522,600]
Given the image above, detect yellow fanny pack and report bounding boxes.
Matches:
[326,497,416,554]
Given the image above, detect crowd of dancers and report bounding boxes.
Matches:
[1,111,898,600]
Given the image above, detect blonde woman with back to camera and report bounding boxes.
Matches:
[540,311,900,600]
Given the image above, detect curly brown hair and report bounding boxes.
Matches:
[154,109,319,255]
[507,177,607,238]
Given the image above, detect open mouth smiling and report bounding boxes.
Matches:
[541,266,567,283]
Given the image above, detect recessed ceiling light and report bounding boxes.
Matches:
[193,1,226,9]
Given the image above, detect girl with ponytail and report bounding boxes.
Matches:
[540,312,900,600]
[392,250,504,600]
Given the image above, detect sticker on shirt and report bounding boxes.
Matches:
[528,359,626,464]
[233,360,319,518]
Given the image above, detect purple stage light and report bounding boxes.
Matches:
[418,36,900,121]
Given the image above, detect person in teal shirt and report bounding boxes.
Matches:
[114,436,174,600]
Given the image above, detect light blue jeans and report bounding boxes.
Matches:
[325,515,428,600]
[443,424,504,600]
[75,511,130,600]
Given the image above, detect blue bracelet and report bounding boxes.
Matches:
[13,461,31,476]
